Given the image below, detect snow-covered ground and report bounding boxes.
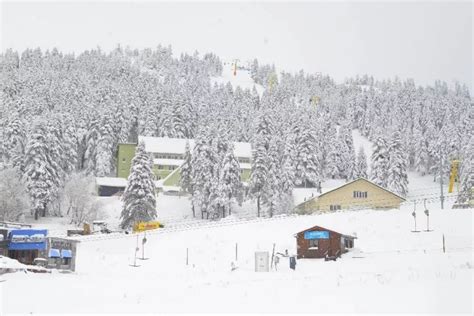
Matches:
[2,197,472,313]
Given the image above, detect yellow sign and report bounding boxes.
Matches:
[133,221,162,233]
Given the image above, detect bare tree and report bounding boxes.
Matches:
[61,172,104,225]
[0,168,30,221]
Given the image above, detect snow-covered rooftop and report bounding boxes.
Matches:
[293,179,346,205]
[153,159,184,167]
[95,177,127,188]
[96,177,164,188]
[138,136,252,158]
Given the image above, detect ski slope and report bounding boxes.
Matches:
[211,62,265,96]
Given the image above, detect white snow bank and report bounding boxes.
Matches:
[0,256,26,271]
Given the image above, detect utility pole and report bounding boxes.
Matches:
[440,150,445,210]
[130,234,140,267]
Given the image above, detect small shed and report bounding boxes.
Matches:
[96,177,127,197]
[7,229,48,265]
[296,225,356,259]
[46,237,80,271]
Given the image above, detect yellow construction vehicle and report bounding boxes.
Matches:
[133,221,164,233]
[448,160,460,193]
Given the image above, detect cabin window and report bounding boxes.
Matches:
[353,191,368,198]
[344,238,354,248]
[308,239,319,249]
[330,205,341,211]
[157,165,164,170]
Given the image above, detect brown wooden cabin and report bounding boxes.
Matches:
[296,225,356,259]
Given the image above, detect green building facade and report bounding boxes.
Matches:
[117,142,251,186]
[116,143,136,179]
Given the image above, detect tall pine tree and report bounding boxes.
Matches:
[120,141,157,229]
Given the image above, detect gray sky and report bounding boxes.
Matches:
[1,1,472,90]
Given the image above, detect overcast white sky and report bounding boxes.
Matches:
[1,1,472,90]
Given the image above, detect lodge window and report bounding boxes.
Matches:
[353,191,368,198]
[157,165,164,170]
[344,239,354,248]
[330,205,341,211]
[62,257,71,265]
[238,157,250,164]
[308,239,319,249]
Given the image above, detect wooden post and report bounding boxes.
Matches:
[186,248,189,265]
[235,243,238,261]
[442,234,445,253]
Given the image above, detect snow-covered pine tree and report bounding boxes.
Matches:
[23,121,61,219]
[84,115,100,175]
[339,123,357,181]
[219,146,243,216]
[249,142,268,217]
[249,113,275,217]
[291,111,321,187]
[456,137,473,205]
[264,139,281,217]
[62,120,79,174]
[179,141,195,216]
[370,136,389,188]
[95,112,115,177]
[292,119,321,188]
[180,141,193,194]
[386,130,409,196]
[3,116,26,172]
[326,136,343,179]
[354,146,368,179]
[414,129,430,176]
[250,59,259,82]
[120,141,157,229]
[191,131,218,219]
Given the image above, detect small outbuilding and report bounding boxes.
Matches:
[46,237,80,271]
[96,177,127,197]
[296,225,356,259]
[7,229,48,265]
